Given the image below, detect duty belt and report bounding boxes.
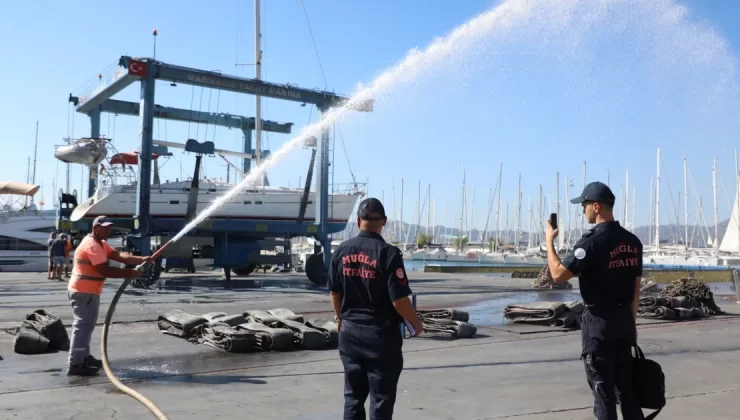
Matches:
[585,301,628,309]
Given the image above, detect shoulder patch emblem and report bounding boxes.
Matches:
[574,248,586,260]
[396,268,405,279]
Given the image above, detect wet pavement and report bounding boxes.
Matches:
[0,270,739,419]
[461,290,583,326]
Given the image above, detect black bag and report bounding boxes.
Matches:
[632,344,665,419]
[21,310,70,351]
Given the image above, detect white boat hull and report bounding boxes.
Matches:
[0,210,57,272]
[70,182,362,223]
[0,251,51,272]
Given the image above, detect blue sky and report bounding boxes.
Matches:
[2,0,740,233]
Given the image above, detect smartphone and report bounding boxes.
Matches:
[405,320,416,337]
[549,213,558,230]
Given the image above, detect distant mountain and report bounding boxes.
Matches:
[333,217,735,249]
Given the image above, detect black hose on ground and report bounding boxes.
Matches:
[101,277,169,419]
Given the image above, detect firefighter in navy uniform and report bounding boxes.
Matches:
[328,197,424,420]
[545,181,645,420]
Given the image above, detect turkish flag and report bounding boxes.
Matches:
[128,60,147,77]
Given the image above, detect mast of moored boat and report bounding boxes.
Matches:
[495,162,502,252]
[712,157,718,256]
[515,173,521,253]
[564,176,571,247]
[400,178,405,250]
[31,121,39,206]
[649,177,653,249]
[684,156,689,252]
[582,161,586,235]
[555,171,561,251]
[735,149,740,254]
[631,182,636,234]
[538,184,543,247]
[655,148,661,253]
[426,184,431,239]
[469,189,476,244]
[624,170,629,230]
[254,0,264,186]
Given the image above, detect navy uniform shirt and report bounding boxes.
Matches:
[328,231,413,326]
[562,221,643,308]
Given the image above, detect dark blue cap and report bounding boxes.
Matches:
[357,197,386,221]
[570,181,615,205]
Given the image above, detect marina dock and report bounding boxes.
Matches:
[1,270,738,419]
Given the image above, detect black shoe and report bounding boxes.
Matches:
[67,364,100,376]
[84,355,103,369]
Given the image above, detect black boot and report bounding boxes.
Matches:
[84,355,103,369]
[67,364,99,376]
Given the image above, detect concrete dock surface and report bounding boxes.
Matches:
[0,271,738,419]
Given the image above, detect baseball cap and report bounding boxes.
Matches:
[357,198,387,221]
[570,181,615,205]
[92,215,114,227]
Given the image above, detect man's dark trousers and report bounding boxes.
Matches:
[339,320,403,420]
[581,308,645,420]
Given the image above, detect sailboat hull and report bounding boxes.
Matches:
[70,183,362,231]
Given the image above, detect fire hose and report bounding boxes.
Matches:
[101,241,174,420]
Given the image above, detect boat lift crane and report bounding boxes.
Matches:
[67,55,373,283]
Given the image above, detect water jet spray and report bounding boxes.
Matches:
[96,0,740,417]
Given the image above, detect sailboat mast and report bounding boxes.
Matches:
[538,184,543,246]
[655,148,661,252]
[712,157,718,255]
[556,171,560,251]
[564,176,571,247]
[631,182,636,233]
[254,0,264,184]
[624,171,629,229]
[683,156,689,250]
[649,177,653,248]
[31,121,39,205]
[444,196,448,246]
[417,179,421,234]
[469,189,476,243]
[495,163,502,251]
[505,202,509,245]
[582,161,586,235]
[400,178,404,250]
[432,194,436,243]
[460,163,465,250]
[516,173,521,252]
[527,197,532,248]
[426,184,431,238]
[736,149,740,254]
[391,178,397,241]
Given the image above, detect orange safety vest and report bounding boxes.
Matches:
[68,235,115,295]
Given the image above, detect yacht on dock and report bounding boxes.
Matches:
[0,182,56,272]
[65,142,364,226]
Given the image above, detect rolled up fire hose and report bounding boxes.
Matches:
[101,241,174,419]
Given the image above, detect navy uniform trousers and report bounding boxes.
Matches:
[339,319,403,420]
[581,307,645,420]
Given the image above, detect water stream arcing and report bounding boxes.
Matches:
[173,0,738,243]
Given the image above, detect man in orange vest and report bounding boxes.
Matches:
[67,215,151,376]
